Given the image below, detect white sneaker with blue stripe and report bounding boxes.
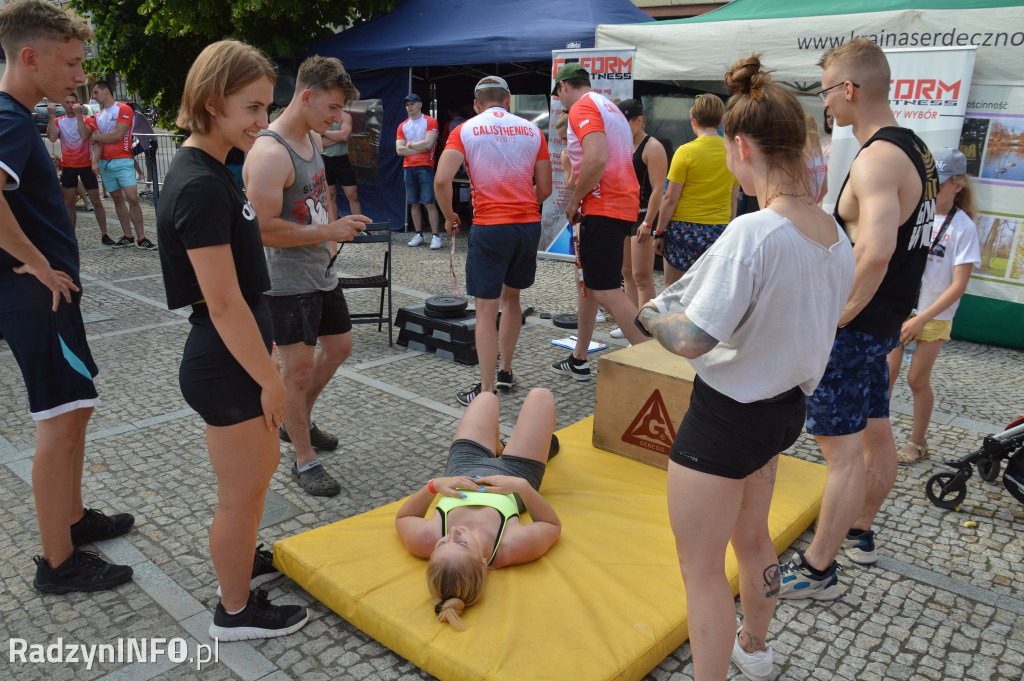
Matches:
[842,529,878,564]
[777,549,843,601]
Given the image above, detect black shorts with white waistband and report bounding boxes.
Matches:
[670,375,805,479]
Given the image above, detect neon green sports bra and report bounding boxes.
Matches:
[435,491,519,565]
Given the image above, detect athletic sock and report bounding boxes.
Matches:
[804,559,833,577]
[225,605,245,615]
[297,459,321,473]
[570,356,587,366]
[848,528,870,538]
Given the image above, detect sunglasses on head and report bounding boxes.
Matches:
[314,73,352,89]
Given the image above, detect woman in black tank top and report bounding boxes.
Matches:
[617,100,667,317]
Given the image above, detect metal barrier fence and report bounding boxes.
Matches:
[42,132,184,209]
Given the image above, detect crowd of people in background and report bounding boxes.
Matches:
[0,0,986,676]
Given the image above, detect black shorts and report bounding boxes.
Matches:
[444,439,546,514]
[60,166,98,191]
[323,155,357,187]
[670,375,806,479]
[179,296,272,427]
[578,215,631,290]
[0,290,99,420]
[267,284,352,347]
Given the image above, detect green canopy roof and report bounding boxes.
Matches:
[654,0,1021,24]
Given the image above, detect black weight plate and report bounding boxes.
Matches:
[425,295,468,314]
[552,313,578,329]
[423,305,470,319]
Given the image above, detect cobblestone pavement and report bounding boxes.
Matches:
[1,201,1023,681]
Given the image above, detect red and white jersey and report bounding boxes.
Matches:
[56,115,97,168]
[94,101,134,160]
[445,107,549,225]
[397,114,439,168]
[567,91,639,221]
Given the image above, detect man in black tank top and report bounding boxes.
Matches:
[779,39,938,601]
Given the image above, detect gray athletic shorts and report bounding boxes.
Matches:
[443,439,546,513]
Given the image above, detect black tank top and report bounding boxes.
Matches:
[632,135,654,213]
[834,126,938,338]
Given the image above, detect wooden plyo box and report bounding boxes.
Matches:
[593,341,696,470]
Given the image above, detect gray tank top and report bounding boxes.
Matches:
[321,122,348,157]
[257,129,336,295]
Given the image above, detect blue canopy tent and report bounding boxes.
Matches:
[305,0,651,228]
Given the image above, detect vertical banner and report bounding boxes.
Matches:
[952,83,1024,347]
[540,47,636,258]
[824,46,976,215]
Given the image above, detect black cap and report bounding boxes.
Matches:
[404,93,422,103]
[618,99,643,120]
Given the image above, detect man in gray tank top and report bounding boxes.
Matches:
[245,55,370,497]
[320,110,361,217]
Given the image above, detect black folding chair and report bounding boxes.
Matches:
[336,221,393,346]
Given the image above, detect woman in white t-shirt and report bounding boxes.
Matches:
[637,56,854,681]
[886,148,981,465]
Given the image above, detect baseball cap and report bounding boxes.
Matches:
[552,62,590,97]
[933,147,967,184]
[618,99,644,120]
[475,76,510,94]
[404,93,422,103]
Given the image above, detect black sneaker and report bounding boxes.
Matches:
[456,383,494,406]
[291,461,341,497]
[208,589,308,641]
[279,423,338,451]
[550,354,592,381]
[495,370,518,392]
[112,236,135,248]
[217,543,282,596]
[101,234,116,246]
[70,508,135,546]
[33,549,134,594]
[136,237,158,251]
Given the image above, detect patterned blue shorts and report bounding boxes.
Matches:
[662,220,727,272]
[805,327,900,436]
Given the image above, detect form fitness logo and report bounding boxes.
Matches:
[621,389,676,455]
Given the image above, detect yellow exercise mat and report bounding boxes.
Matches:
[274,416,826,681]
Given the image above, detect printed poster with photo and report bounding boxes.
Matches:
[954,83,1024,347]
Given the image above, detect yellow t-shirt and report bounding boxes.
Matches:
[666,135,737,224]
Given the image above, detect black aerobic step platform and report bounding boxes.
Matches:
[395,304,478,365]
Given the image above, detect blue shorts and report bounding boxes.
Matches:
[98,157,137,192]
[404,166,434,204]
[466,222,541,299]
[663,220,727,272]
[805,327,900,436]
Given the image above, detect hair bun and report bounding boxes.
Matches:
[725,54,772,100]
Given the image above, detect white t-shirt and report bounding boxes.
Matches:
[915,208,981,321]
[649,209,855,402]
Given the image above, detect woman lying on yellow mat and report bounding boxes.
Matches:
[395,388,561,630]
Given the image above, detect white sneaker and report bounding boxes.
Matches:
[731,619,774,681]
[610,327,624,339]
[407,233,424,247]
[595,309,607,323]
[430,234,442,250]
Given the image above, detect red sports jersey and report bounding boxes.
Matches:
[94,101,134,160]
[446,107,549,225]
[397,115,438,168]
[56,115,97,168]
[567,92,639,221]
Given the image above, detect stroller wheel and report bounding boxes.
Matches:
[977,458,1001,482]
[926,472,967,509]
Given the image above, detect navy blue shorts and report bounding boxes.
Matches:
[805,327,899,437]
[404,166,435,204]
[0,289,99,420]
[663,220,727,272]
[466,222,541,299]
